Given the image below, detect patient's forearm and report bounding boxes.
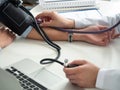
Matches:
[26,25,116,46]
[26,27,83,41]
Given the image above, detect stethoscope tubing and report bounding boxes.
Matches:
[36,19,120,66]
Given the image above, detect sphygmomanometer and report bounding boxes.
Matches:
[1,0,120,67]
[0,0,63,66]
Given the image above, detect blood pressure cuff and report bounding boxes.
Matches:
[0,0,33,35]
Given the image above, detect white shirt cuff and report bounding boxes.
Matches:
[96,68,107,89]
[96,68,120,90]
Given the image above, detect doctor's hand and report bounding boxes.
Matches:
[36,11,75,28]
[78,25,120,46]
[63,60,99,88]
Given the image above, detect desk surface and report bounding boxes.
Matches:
[1,38,120,90]
[97,0,120,16]
[0,1,120,90]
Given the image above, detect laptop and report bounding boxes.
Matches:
[0,58,64,90]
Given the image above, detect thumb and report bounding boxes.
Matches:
[40,22,53,27]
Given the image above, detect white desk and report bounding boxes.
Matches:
[1,37,120,90]
[97,0,120,16]
[0,1,120,90]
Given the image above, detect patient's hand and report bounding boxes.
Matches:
[78,25,120,46]
[0,27,16,48]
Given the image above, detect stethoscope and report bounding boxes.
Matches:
[36,18,120,67]
[6,0,120,67]
[22,2,120,67]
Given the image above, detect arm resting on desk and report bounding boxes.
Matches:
[26,25,118,46]
[26,11,120,46]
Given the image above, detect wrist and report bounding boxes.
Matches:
[72,33,86,41]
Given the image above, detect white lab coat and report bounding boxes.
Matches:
[75,13,120,34]
[96,69,120,90]
[74,13,120,90]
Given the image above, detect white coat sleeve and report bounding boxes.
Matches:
[96,69,120,90]
[74,13,120,34]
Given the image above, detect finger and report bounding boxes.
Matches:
[94,38,108,46]
[108,31,112,42]
[9,31,15,36]
[95,41,107,46]
[5,29,16,38]
[69,79,79,85]
[0,26,5,31]
[36,11,53,18]
[102,36,109,46]
[110,29,115,39]
[6,29,11,35]
[88,37,107,46]
[69,60,87,65]
[40,21,53,27]
[103,32,110,44]
[0,26,4,30]
[66,74,78,80]
[112,34,120,39]
[98,32,110,46]
[36,12,47,18]
[85,33,109,46]
[101,32,111,45]
[9,31,16,38]
[64,67,79,75]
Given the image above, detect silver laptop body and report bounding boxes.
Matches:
[0,58,63,90]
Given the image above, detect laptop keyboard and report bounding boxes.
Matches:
[5,67,47,90]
